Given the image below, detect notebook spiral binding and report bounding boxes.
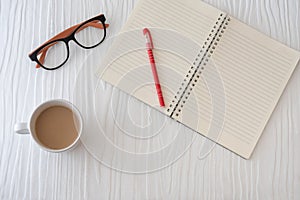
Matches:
[166,13,231,118]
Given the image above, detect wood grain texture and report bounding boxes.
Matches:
[0,0,299,199]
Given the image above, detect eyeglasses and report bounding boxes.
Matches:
[29,14,109,70]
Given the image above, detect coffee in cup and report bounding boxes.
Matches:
[14,99,82,152]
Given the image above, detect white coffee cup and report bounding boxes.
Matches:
[14,99,83,152]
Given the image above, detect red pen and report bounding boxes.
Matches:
[143,28,165,107]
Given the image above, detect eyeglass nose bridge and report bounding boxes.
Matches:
[58,32,75,47]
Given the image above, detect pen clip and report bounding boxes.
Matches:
[143,28,154,49]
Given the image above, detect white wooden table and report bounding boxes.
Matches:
[1,0,300,199]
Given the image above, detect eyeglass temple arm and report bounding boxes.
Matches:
[31,21,109,68]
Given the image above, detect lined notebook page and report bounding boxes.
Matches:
[174,16,300,158]
[97,0,225,114]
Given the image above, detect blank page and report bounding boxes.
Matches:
[173,16,300,158]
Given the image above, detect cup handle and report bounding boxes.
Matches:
[14,122,29,134]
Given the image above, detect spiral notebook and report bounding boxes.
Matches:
[97,0,300,158]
